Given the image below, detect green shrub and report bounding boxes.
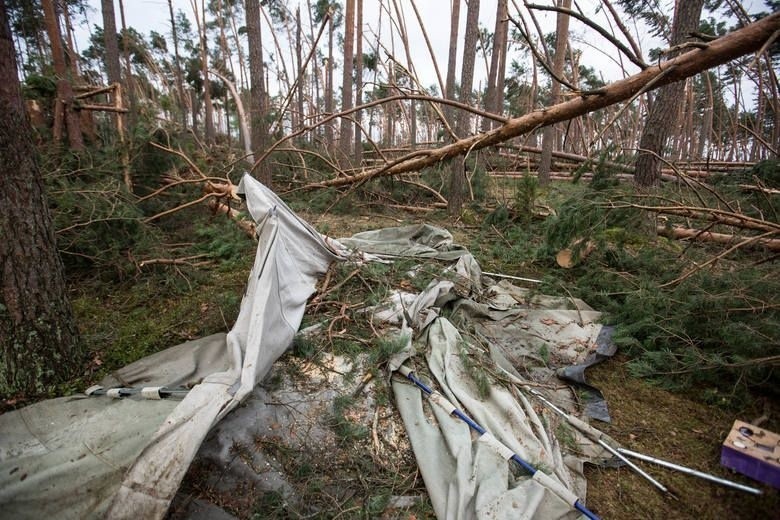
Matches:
[541,185,779,399]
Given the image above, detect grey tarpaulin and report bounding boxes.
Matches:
[0,336,221,519]
[0,174,341,519]
[358,234,616,519]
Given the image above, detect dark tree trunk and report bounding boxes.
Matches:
[0,0,82,396]
[198,1,215,144]
[245,0,270,185]
[42,0,83,150]
[353,0,363,164]
[448,0,479,216]
[101,0,124,143]
[538,0,572,187]
[117,0,137,126]
[325,13,334,147]
[101,0,121,85]
[444,0,460,129]
[635,0,705,187]
[482,0,508,132]
[339,0,355,162]
[295,7,304,135]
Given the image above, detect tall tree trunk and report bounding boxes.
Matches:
[635,0,705,187]
[393,0,416,150]
[101,0,122,86]
[444,0,461,130]
[190,88,199,134]
[196,0,215,144]
[42,0,83,150]
[482,0,508,132]
[63,4,96,143]
[339,0,355,162]
[245,0,270,185]
[698,72,714,158]
[117,0,136,126]
[0,0,82,395]
[101,0,125,149]
[353,0,363,163]
[538,0,571,187]
[295,7,304,134]
[448,0,479,216]
[167,0,187,128]
[227,3,247,92]
[324,13,334,148]
[307,0,320,143]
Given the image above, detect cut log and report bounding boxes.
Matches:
[556,240,596,268]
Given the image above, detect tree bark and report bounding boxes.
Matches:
[482,0,508,132]
[101,0,121,86]
[0,0,82,396]
[245,0,270,185]
[295,7,305,135]
[168,0,187,128]
[117,0,136,125]
[196,0,215,144]
[42,0,83,150]
[353,0,363,164]
[393,0,416,150]
[325,12,334,148]
[444,0,461,129]
[538,0,571,186]
[339,0,355,162]
[448,0,480,216]
[657,226,780,252]
[635,0,705,187]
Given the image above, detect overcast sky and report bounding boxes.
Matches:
[73,1,766,99]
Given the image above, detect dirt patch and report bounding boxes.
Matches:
[584,355,779,519]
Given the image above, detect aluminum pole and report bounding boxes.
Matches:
[617,447,762,496]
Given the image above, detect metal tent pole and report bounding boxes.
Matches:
[397,365,601,520]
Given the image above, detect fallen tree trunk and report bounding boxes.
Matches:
[657,225,780,252]
[616,203,780,234]
[305,13,779,190]
[499,147,634,172]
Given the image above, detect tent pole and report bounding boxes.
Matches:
[397,365,601,520]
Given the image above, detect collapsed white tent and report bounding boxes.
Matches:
[0,176,613,519]
[0,175,341,518]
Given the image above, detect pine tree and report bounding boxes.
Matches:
[0,0,82,396]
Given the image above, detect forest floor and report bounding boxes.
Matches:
[60,177,779,519]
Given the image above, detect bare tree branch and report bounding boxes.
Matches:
[526,2,648,70]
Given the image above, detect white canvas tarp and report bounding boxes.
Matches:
[0,175,341,519]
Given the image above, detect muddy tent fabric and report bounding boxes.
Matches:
[361,247,612,519]
[0,175,341,519]
[1,188,612,520]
